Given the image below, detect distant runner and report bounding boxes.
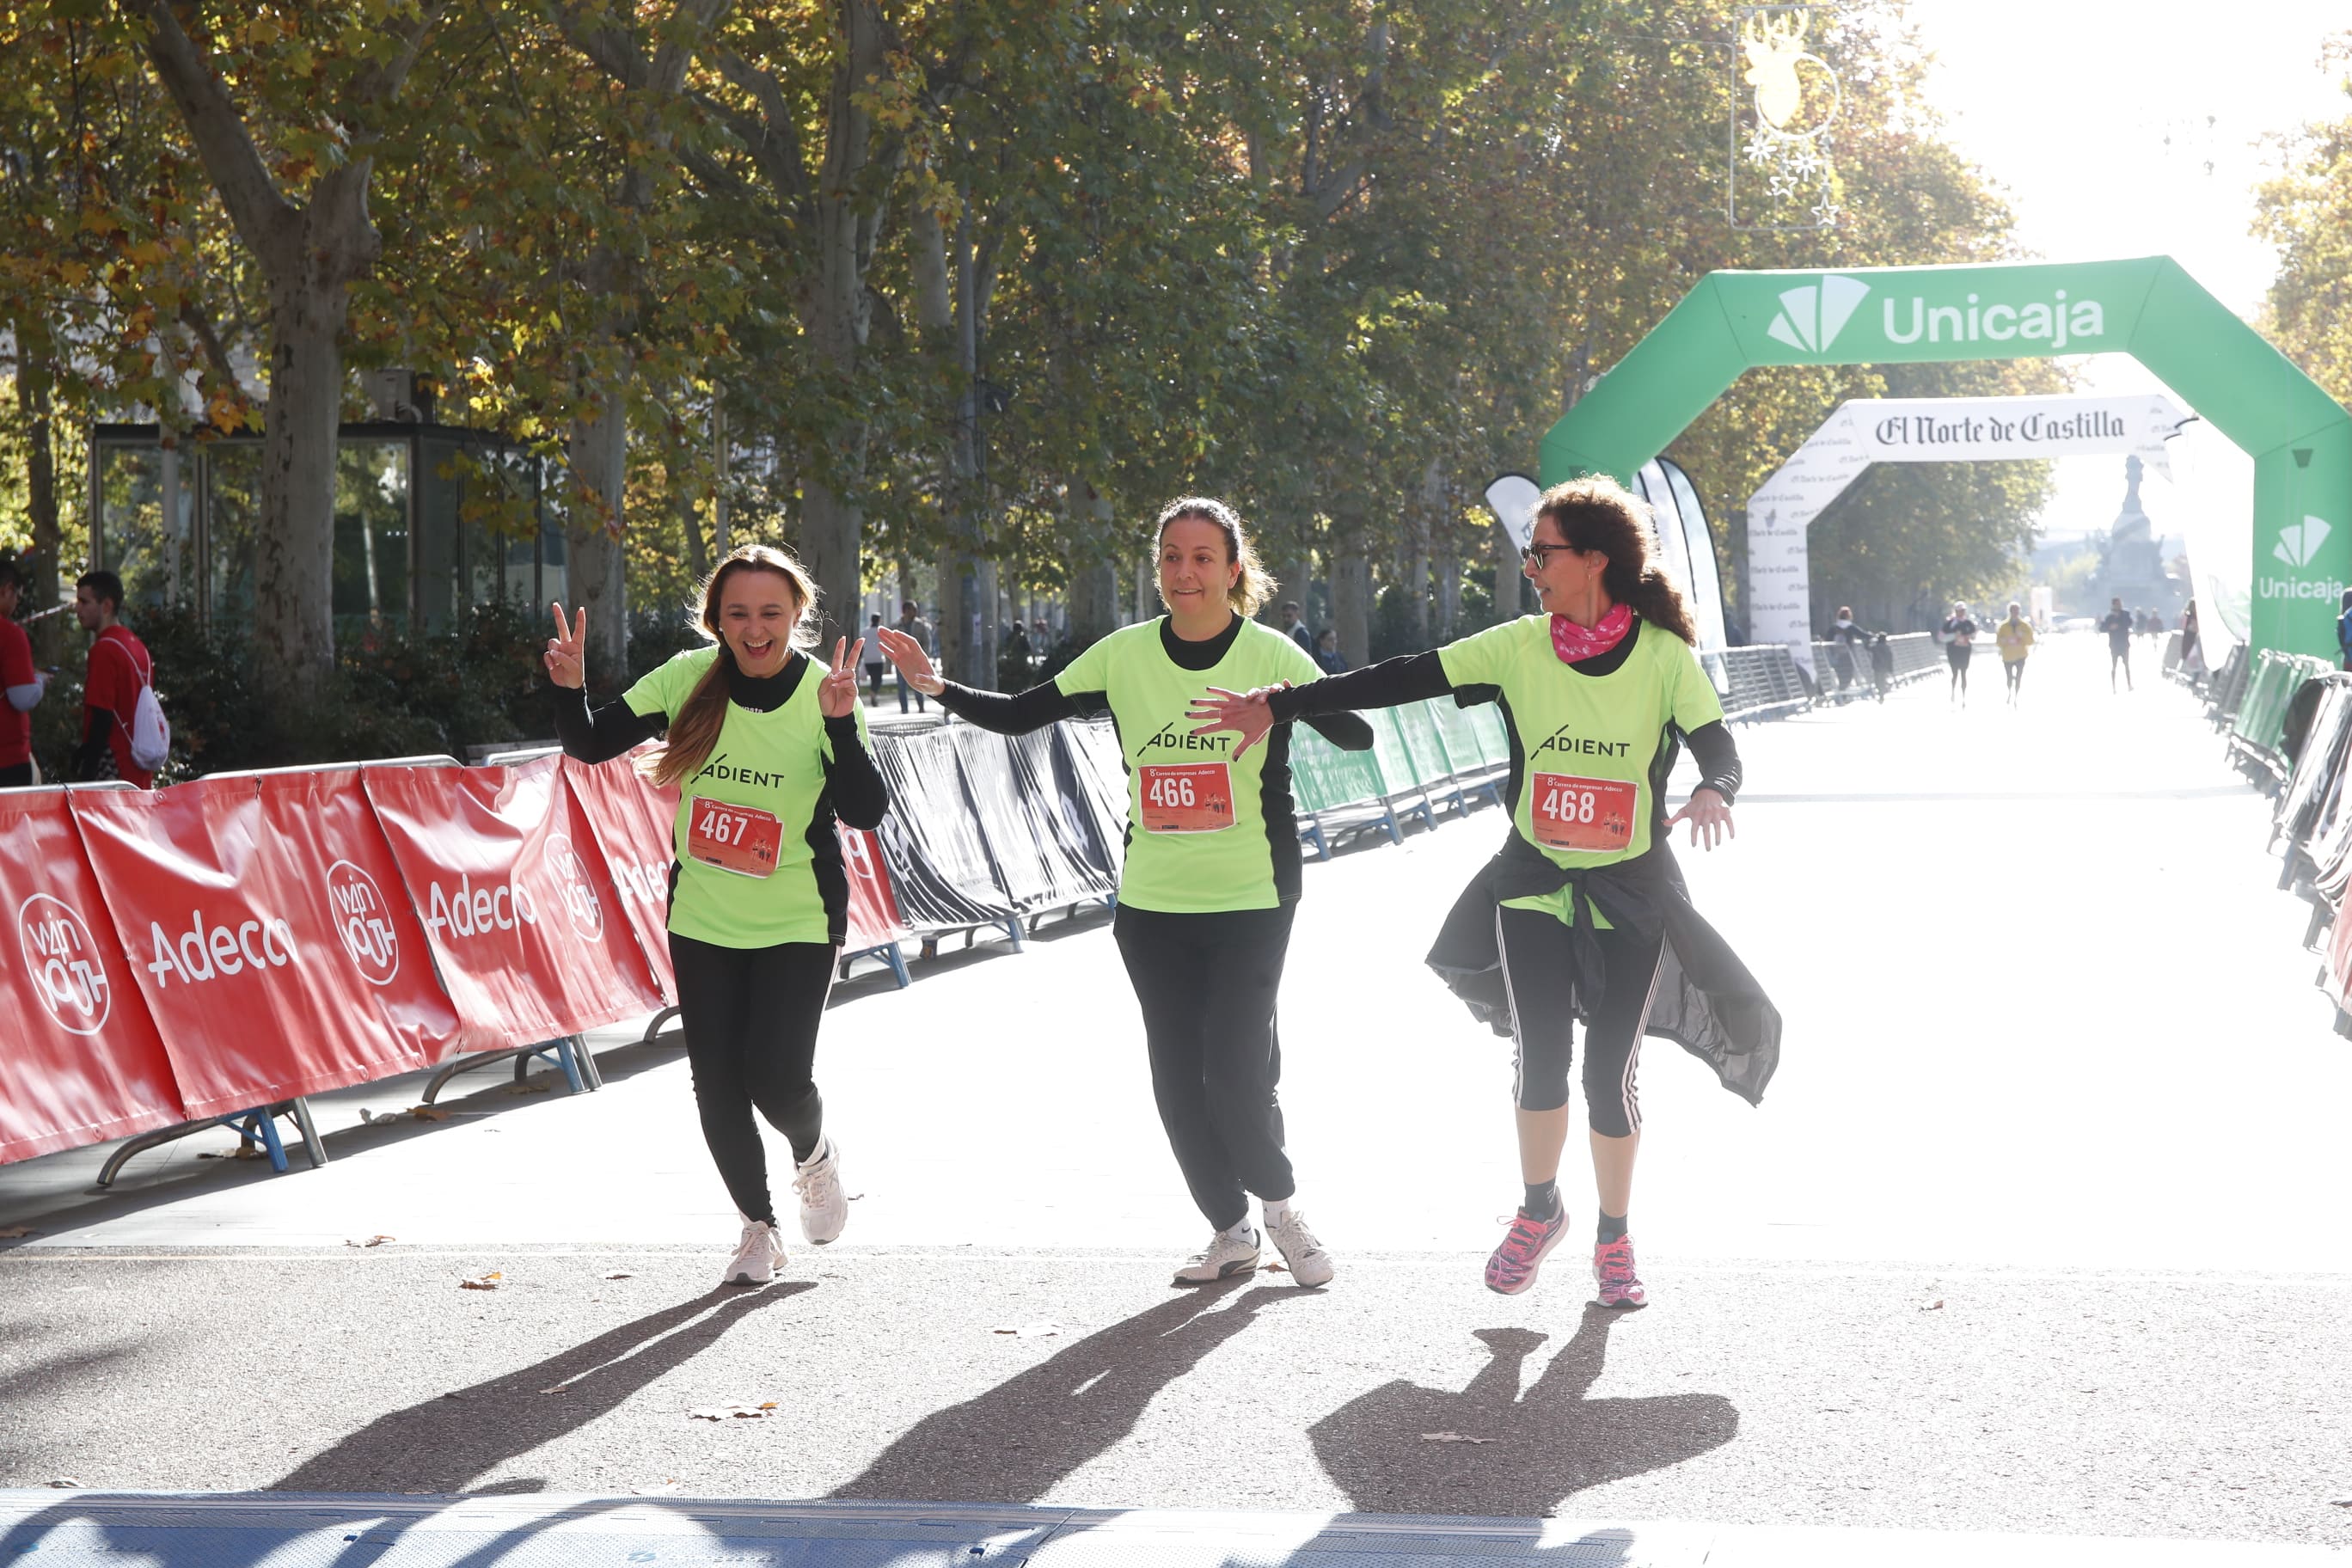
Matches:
[1191,476,1780,1310]
[1940,602,1977,707]
[548,545,885,1289]
[1995,602,2035,707]
[2101,596,2135,692]
[879,497,1375,1289]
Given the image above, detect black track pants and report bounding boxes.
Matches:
[669,931,834,1224]
[1113,902,1298,1231]
[1494,905,1664,1136]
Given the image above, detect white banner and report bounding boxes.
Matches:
[1748,394,2190,672]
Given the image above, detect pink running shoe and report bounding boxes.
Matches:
[1484,1205,1570,1295]
[1593,1235,1648,1308]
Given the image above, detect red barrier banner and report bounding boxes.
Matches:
[70,775,450,1118]
[839,824,910,952]
[561,751,678,1003]
[363,758,664,1052]
[0,788,185,1163]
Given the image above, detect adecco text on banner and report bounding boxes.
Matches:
[141,909,298,987]
[423,871,538,940]
[17,891,113,1036]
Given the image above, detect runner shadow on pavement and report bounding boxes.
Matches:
[832,1280,1298,1503]
[273,1283,812,1494]
[1309,1307,1736,1516]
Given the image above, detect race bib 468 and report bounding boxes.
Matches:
[1530,773,1637,853]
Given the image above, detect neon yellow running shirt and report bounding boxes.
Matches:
[1436,616,1724,926]
[1055,618,1325,914]
[625,646,872,947]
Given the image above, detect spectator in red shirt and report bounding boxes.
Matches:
[0,559,46,787]
[72,569,156,788]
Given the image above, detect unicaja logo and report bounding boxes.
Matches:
[1765,274,1870,353]
[2275,515,2332,569]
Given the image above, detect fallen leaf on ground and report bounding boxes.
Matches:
[459,1271,503,1291]
[1420,1432,1496,1444]
[989,1322,1060,1338]
[688,1403,777,1420]
[1920,1299,1945,1311]
[630,1480,683,1496]
[1264,1261,1288,1273]
[0,1226,38,1240]
[346,1235,395,1248]
[407,1106,450,1122]
[540,1386,570,1395]
[603,1271,636,1280]
[505,1081,553,1096]
[46,1478,80,1488]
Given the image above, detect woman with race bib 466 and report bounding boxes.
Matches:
[548,545,885,1288]
[879,498,1374,1289]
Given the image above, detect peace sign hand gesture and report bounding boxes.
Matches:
[819,638,866,718]
[545,603,586,689]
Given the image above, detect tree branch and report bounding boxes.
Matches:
[127,0,297,276]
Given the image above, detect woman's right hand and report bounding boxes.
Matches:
[875,625,946,695]
[545,603,586,689]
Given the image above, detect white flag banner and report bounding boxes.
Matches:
[1747,394,2190,672]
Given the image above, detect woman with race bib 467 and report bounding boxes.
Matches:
[548,545,885,1289]
[879,498,1374,1289]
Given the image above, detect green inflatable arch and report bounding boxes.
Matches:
[1538,257,2352,659]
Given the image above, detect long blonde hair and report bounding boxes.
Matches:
[1155,496,1277,618]
[645,545,821,789]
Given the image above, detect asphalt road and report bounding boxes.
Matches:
[3,634,2348,1553]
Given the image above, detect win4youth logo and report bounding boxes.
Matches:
[2275,515,2333,569]
[1764,274,1871,353]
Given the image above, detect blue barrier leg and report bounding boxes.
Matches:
[1381,802,1405,846]
[247,1109,291,1174]
[885,942,911,989]
[1003,916,1027,952]
[551,1037,586,1095]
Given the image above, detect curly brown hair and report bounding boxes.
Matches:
[1534,476,1698,646]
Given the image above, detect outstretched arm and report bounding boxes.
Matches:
[875,624,1081,734]
[1189,652,1454,758]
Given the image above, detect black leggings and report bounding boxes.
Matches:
[669,931,834,1224]
[1494,906,1663,1137]
[1946,645,1971,692]
[1113,902,1296,1231]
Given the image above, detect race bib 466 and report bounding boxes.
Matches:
[1138,763,1234,834]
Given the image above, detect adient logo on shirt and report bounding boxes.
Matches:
[1529,726,1632,763]
[1139,720,1229,756]
[694,751,791,789]
[17,892,112,1036]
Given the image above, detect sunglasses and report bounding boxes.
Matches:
[1521,542,1582,568]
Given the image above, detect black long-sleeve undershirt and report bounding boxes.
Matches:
[73,708,116,781]
[547,655,886,830]
[932,615,1376,751]
[1266,644,1743,805]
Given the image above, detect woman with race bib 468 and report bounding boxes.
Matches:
[548,545,885,1289]
[1191,478,1779,1308]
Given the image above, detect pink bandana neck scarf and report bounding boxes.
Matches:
[1551,602,1632,665]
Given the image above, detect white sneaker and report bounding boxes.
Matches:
[1266,1208,1335,1288]
[724,1216,785,1287]
[791,1138,848,1245]
[1173,1227,1260,1286]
